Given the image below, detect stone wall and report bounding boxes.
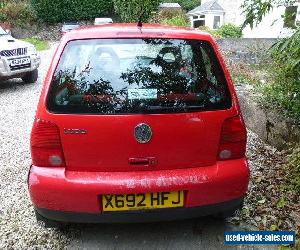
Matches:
[217,39,300,150]
[11,21,92,41]
[11,24,62,41]
[236,85,300,150]
[217,38,277,64]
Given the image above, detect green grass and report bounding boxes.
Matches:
[22,37,49,51]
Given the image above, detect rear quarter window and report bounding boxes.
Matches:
[47,38,231,114]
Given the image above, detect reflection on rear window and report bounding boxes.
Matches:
[47,39,231,114]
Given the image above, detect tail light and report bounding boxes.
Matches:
[30,119,66,167]
[218,115,247,160]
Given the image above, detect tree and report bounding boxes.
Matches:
[242,0,300,120]
[242,0,299,71]
[113,0,160,22]
[241,0,297,28]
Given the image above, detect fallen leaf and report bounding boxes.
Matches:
[258,198,266,204]
[277,197,287,209]
[254,216,262,222]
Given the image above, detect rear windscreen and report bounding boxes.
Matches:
[47,38,231,114]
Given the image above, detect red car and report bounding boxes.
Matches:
[28,24,249,227]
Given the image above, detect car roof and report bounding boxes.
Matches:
[62,23,213,42]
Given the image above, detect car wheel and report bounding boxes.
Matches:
[22,69,38,84]
[35,209,67,228]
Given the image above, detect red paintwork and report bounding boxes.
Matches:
[29,24,249,215]
[29,159,249,213]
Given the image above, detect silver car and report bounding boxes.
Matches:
[0,27,40,83]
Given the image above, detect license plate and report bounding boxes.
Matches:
[102,191,184,212]
[9,57,30,67]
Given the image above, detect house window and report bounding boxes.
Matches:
[213,16,221,29]
[194,20,205,27]
[193,15,205,20]
[193,15,206,28]
[284,6,298,28]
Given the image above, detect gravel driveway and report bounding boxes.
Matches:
[0,45,76,249]
[0,45,277,250]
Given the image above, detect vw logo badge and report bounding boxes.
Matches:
[134,123,152,144]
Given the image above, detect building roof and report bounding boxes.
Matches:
[188,0,224,14]
[159,3,181,8]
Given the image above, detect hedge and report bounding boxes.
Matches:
[30,0,114,23]
[213,24,242,38]
[0,2,36,26]
[153,9,190,27]
[113,0,159,22]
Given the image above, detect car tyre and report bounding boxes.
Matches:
[35,209,67,228]
[22,69,38,84]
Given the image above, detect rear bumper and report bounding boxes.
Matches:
[28,158,249,221]
[35,197,244,223]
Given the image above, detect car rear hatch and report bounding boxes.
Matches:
[54,110,234,172]
[44,38,238,172]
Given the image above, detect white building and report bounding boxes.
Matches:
[188,1,226,30]
[187,0,300,38]
[159,3,182,10]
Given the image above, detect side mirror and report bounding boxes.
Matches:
[5,29,11,35]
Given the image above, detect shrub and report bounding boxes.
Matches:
[0,1,6,9]
[153,9,189,27]
[195,25,242,39]
[161,15,189,27]
[113,0,159,22]
[261,28,300,120]
[214,23,242,38]
[272,28,299,76]
[284,146,300,194]
[30,0,114,23]
[196,26,212,33]
[0,2,36,26]
[154,8,181,21]
[196,26,222,38]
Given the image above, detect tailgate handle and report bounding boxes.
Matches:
[129,157,157,166]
